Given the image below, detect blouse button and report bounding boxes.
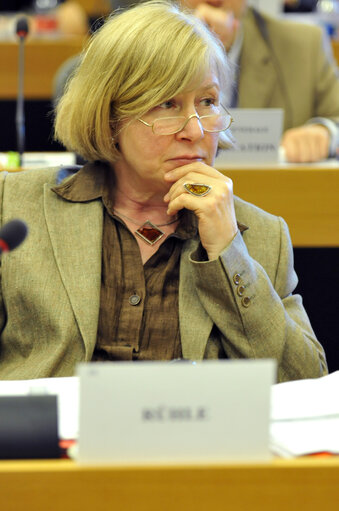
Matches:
[129,294,141,306]
[241,296,251,308]
[237,285,245,297]
[233,273,241,285]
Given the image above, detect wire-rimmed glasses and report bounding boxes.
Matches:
[137,104,233,136]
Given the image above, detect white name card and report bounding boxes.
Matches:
[77,359,276,465]
[216,108,284,164]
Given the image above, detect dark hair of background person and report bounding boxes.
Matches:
[0,0,65,11]
[284,0,319,13]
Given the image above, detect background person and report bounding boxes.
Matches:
[0,1,327,381]
[182,0,339,162]
[0,0,88,36]
[283,0,319,12]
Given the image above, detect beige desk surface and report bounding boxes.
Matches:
[0,457,338,511]
[218,162,339,247]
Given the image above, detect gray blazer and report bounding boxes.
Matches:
[0,168,327,381]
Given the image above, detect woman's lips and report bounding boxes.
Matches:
[168,157,203,166]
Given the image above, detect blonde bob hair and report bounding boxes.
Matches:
[55,0,232,163]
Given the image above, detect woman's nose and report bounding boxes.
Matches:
[176,114,204,140]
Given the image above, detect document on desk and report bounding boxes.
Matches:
[0,377,79,441]
[270,371,339,457]
[77,359,275,465]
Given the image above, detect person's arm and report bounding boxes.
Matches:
[165,162,327,382]
[281,24,339,162]
[188,217,327,383]
[0,172,7,340]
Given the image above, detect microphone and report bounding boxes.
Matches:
[0,220,28,255]
[15,17,30,168]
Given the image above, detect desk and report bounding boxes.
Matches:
[332,39,339,65]
[218,162,339,247]
[0,38,85,100]
[0,457,338,511]
[77,0,111,16]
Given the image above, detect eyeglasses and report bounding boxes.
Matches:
[137,104,233,136]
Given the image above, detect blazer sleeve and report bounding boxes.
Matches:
[189,217,328,383]
[0,172,7,337]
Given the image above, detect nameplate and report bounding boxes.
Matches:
[77,359,276,465]
[216,108,284,164]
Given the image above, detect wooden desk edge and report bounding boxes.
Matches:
[0,456,338,472]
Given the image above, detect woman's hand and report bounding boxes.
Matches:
[164,162,238,260]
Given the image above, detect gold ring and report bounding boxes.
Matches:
[183,183,212,197]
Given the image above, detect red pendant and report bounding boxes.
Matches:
[135,221,164,245]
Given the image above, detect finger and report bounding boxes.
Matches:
[297,137,313,163]
[164,162,222,183]
[167,178,234,216]
[282,133,301,163]
[165,172,230,204]
[313,128,330,160]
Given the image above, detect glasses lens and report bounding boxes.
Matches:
[200,114,232,132]
[151,112,232,135]
[153,117,186,135]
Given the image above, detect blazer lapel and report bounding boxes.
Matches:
[238,9,278,108]
[44,184,103,359]
[179,239,213,361]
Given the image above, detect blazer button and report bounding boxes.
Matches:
[241,296,251,308]
[233,273,241,285]
[129,294,141,306]
[237,285,245,297]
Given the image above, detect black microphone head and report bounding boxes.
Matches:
[0,220,28,253]
[16,17,29,39]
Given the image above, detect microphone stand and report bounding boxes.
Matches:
[15,18,29,168]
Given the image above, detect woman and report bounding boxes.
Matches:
[0,1,327,381]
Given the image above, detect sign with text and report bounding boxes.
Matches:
[216,108,284,164]
[77,359,276,465]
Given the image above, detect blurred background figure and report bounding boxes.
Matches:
[182,0,339,163]
[0,0,88,37]
[283,0,318,12]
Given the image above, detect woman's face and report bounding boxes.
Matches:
[114,72,221,197]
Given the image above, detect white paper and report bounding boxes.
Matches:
[270,371,339,420]
[269,371,339,457]
[270,418,339,457]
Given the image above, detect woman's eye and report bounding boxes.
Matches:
[200,97,216,107]
[158,101,175,110]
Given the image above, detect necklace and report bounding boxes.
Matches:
[114,209,180,246]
